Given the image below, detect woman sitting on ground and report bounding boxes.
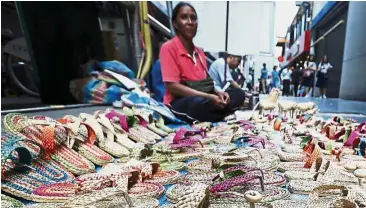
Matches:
[159,2,246,123]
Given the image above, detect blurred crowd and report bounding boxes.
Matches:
[257,54,333,99]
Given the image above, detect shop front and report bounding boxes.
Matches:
[280,30,311,69]
[310,1,348,98]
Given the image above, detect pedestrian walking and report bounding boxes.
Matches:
[260,63,268,94]
[291,66,301,97]
[272,65,280,89]
[281,67,292,96]
[316,55,333,99]
[303,55,317,97]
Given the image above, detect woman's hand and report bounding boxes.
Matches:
[208,94,226,109]
[215,91,230,104]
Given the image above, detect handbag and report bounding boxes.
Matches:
[184,76,215,94]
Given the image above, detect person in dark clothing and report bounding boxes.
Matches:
[303,55,316,97]
[316,55,333,99]
[291,66,301,97]
[260,63,268,94]
[281,67,292,96]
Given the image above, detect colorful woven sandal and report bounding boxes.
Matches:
[79,112,130,157]
[100,109,157,145]
[1,132,39,178]
[57,115,114,166]
[1,158,74,201]
[120,107,161,141]
[91,111,132,157]
[102,109,147,149]
[31,182,76,203]
[1,194,25,208]
[3,113,95,175]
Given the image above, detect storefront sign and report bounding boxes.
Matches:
[280,30,311,68]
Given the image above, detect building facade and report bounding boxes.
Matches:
[280,1,366,100]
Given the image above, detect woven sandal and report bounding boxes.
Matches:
[1,194,25,208]
[304,185,354,207]
[166,182,208,205]
[91,196,159,208]
[79,112,131,157]
[170,128,204,150]
[57,115,113,166]
[210,186,289,204]
[97,109,154,146]
[119,107,161,141]
[90,111,131,157]
[1,132,40,178]
[102,110,148,148]
[128,108,170,137]
[4,113,95,175]
[1,158,74,201]
[61,188,122,207]
[128,182,164,198]
[153,112,174,133]
[209,169,266,193]
[3,113,68,157]
[145,170,180,185]
[31,182,76,202]
[183,172,218,184]
[237,136,277,149]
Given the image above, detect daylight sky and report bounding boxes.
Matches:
[274,1,299,57]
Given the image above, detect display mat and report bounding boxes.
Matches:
[1,104,365,206]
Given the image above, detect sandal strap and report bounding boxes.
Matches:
[79,113,105,144]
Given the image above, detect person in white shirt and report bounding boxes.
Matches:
[281,67,292,96]
[316,55,333,99]
[302,55,317,97]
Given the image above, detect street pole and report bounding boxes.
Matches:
[224,1,229,84]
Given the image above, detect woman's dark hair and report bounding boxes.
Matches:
[322,55,328,63]
[171,2,197,32]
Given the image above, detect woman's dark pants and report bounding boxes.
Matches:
[170,88,246,123]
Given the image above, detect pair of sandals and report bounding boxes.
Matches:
[1,132,75,201]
